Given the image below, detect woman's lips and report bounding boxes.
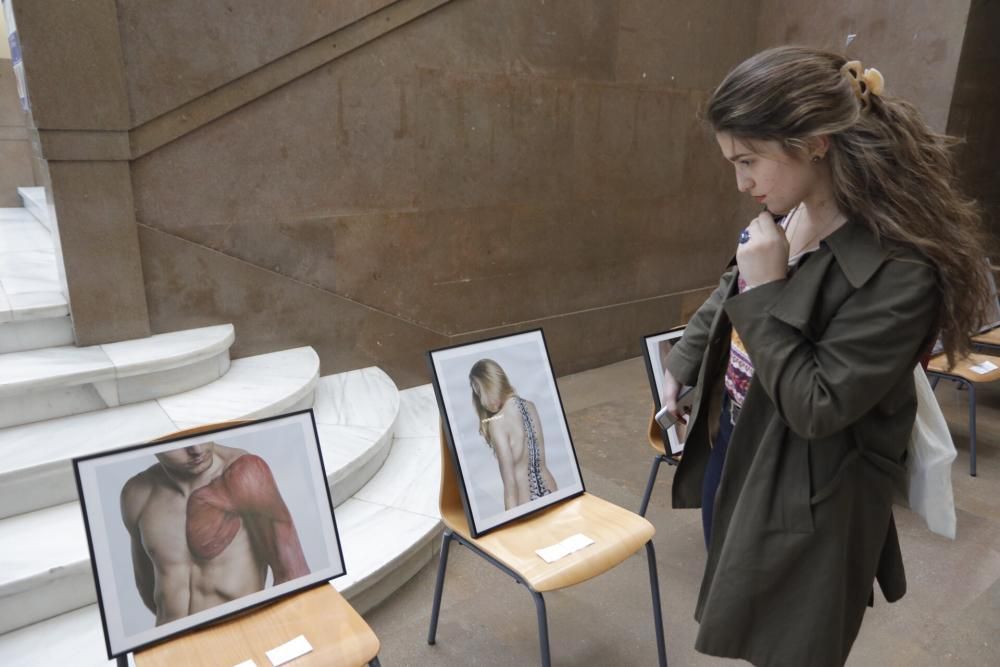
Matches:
[188,454,208,468]
[754,195,766,203]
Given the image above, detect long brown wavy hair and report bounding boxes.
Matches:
[469,359,516,450]
[706,46,994,365]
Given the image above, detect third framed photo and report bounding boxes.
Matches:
[642,327,690,455]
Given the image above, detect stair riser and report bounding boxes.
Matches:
[17,188,53,235]
[0,353,229,429]
[0,318,74,354]
[340,532,440,616]
[0,569,94,635]
[328,429,393,507]
[0,462,75,520]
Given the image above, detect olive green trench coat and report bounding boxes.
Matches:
[665,221,939,667]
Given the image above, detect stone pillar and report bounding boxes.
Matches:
[11,0,150,344]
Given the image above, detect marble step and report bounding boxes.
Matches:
[17,188,52,235]
[0,364,399,633]
[313,367,400,506]
[0,346,320,520]
[0,324,236,428]
[0,207,73,354]
[0,385,442,663]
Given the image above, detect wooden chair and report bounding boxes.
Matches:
[972,326,1000,352]
[426,428,668,666]
[926,353,1000,476]
[118,421,382,667]
[637,411,679,517]
[133,584,381,667]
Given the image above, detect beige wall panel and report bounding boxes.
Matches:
[140,223,715,384]
[139,225,445,387]
[756,0,971,132]
[116,0,398,125]
[380,0,620,80]
[130,0,759,378]
[616,0,762,88]
[133,0,750,351]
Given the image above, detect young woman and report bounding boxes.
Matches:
[469,359,558,510]
[659,46,993,666]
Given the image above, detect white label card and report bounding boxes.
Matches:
[970,360,998,374]
[266,635,313,667]
[535,533,596,563]
[233,661,258,667]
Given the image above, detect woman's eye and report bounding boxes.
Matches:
[739,160,753,167]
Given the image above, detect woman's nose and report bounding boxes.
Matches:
[736,173,753,193]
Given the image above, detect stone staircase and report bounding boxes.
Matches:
[0,193,443,665]
[0,201,72,353]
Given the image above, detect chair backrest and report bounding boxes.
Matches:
[647,409,667,456]
[438,423,471,533]
[153,421,248,443]
[984,263,1000,328]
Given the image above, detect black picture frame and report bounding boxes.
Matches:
[72,409,346,660]
[428,328,586,538]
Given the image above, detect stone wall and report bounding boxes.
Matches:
[947,0,1000,241]
[12,0,983,386]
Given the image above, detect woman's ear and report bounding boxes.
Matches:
[806,135,831,160]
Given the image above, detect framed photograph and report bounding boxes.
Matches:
[428,329,585,537]
[642,327,690,455]
[73,410,345,659]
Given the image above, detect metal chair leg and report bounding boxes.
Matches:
[929,374,941,390]
[531,591,551,667]
[427,530,454,645]
[639,455,666,517]
[967,381,977,477]
[645,541,668,667]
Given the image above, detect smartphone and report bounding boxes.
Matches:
[655,386,695,431]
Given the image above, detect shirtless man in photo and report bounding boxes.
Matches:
[120,442,310,626]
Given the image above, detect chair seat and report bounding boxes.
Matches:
[973,327,1000,347]
[927,352,1000,383]
[135,584,379,667]
[443,493,655,593]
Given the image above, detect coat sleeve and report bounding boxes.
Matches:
[723,257,939,439]
[664,266,737,387]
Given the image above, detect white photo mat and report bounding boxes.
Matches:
[429,330,585,536]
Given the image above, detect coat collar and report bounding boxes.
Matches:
[726,221,888,289]
[765,221,889,335]
[821,221,889,288]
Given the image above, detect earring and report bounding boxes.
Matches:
[811,155,822,163]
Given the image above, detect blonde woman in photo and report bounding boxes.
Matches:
[469,359,558,510]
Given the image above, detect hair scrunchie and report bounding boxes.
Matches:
[841,60,885,110]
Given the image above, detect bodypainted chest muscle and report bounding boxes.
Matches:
[186,477,242,560]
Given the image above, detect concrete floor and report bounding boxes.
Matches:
[366,357,1000,666]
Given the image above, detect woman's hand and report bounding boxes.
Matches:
[661,366,685,421]
[737,210,789,288]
